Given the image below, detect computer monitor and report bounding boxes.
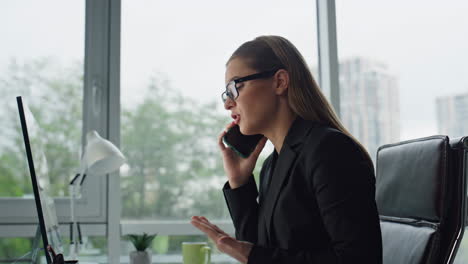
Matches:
[17,96,63,264]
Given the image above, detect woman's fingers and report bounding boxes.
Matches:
[218,121,237,152]
[193,216,230,237]
[198,216,230,236]
[199,216,212,224]
[190,218,221,242]
[217,129,227,151]
[192,216,250,263]
[226,121,237,130]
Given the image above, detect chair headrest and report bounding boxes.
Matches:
[376,136,449,222]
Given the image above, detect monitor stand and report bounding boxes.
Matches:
[31,226,42,264]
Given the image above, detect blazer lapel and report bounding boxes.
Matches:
[259,117,320,240]
[262,144,297,238]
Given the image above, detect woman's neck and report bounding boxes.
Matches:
[264,108,297,154]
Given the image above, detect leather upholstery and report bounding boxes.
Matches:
[380,221,436,264]
[376,135,466,264]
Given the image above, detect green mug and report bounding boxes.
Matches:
[182,242,211,264]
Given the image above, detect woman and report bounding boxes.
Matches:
[191,35,382,264]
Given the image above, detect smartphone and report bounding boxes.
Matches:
[223,124,264,158]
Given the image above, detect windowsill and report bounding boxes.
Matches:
[71,254,239,264]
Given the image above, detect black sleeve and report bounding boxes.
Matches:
[223,175,259,243]
[247,132,383,264]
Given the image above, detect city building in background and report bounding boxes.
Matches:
[436,93,468,138]
[339,57,400,162]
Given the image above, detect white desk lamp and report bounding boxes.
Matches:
[69,130,125,259]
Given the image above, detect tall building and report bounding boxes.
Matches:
[339,57,400,162]
[436,93,468,137]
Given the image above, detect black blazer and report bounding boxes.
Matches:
[223,117,382,264]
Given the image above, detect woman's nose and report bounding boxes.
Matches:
[224,97,236,110]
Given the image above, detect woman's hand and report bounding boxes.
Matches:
[190,216,253,264]
[218,121,268,188]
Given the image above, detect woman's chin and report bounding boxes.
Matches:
[239,125,258,136]
[239,125,249,135]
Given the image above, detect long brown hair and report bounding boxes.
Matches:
[227,35,374,170]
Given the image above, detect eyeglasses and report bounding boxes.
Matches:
[221,69,280,103]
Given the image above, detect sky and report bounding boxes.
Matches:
[336,0,468,139]
[1,0,468,146]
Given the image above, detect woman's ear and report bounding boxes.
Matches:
[275,69,289,96]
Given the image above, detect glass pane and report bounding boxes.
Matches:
[0,237,35,261]
[121,0,318,220]
[62,235,108,261]
[0,1,85,197]
[336,0,468,162]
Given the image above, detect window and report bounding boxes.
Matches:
[336,0,468,262]
[120,0,318,258]
[336,0,468,162]
[0,1,84,198]
[0,0,112,259]
[0,0,86,218]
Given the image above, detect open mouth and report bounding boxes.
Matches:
[231,114,241,124]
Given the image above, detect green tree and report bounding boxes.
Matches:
[0,58,83,258]
[0,58,268,257]
[0,58,83,197]
[121,75,234,220]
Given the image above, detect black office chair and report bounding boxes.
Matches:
[375,135,467,264]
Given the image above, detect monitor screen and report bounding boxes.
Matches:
[17,96,63,264]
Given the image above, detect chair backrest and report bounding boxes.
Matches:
[376,135,466,264]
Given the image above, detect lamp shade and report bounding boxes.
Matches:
[83,130,125,175]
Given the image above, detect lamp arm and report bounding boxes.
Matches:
[69,183,77,260]
[69,166,86,260]
[79,173,87,186]
[69,174,81,185]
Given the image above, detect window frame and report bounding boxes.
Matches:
[0,0,344,262]
[116,0,340,260]
[0,0,113,240]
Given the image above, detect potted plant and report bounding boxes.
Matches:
[125,233,157,264]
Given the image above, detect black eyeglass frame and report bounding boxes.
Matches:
[221,69,281,103]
